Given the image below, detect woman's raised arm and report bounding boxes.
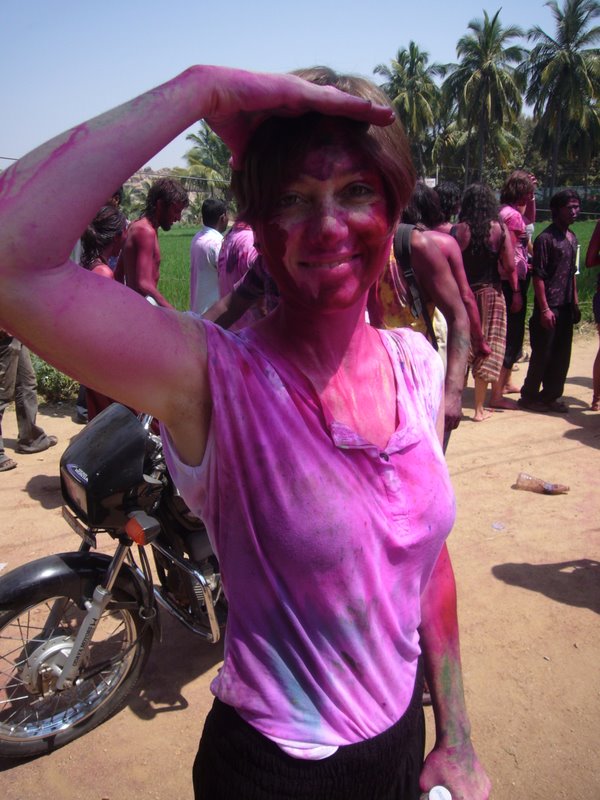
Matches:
[0,66,393,464]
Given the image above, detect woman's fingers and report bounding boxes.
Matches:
[203,69,394,167]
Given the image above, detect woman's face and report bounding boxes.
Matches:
[256,136,393,312]
[109,227,127,258]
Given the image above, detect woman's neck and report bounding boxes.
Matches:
[258,295,374,385]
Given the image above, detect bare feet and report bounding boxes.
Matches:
[503,384,520,394]
[473,408,493,422]
[489,397,520,410]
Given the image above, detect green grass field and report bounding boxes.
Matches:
[158,219,599,319]
[157,227,196,311]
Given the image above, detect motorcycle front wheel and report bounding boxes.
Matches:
[0,579,153,758]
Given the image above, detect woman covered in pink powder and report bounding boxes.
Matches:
[0,66,489,799]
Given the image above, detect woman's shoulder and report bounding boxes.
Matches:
[488,219,506,247]
[380,328,444,414]
[499,204,524,227]
[381,326,442,368]
[201,318,287,378]
[451,221,470,250]
[91,262,115,279]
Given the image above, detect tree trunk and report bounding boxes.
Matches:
[550,107,562,196]
[464,129,472,189]
[418,143,426,180]
[477,124,485,182]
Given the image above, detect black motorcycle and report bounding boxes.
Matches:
[0,403,225,758]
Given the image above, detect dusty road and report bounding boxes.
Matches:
[1,331,599,799]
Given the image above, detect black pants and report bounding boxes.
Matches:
[521,305,573,403]
[193,663,425,800]
[502,275,530,369]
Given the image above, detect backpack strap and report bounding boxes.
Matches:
[392,224,438,351]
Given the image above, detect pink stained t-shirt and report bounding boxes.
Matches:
[499,205,529,281]
[217,221,263,330]
[160,319,455,758]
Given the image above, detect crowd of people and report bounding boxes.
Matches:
[197,170,593,429]
[0,61,598,800]
[51,165,590,443]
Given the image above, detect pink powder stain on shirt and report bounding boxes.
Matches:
[161,319,454,753]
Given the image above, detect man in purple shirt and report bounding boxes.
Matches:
[519,190,580,413]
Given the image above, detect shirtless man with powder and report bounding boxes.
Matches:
[118,178,188,308]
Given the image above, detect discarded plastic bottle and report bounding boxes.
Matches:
[515,472,569,495]
[420,787,452,800]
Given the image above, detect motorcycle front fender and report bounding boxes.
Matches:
[0,552,156,625]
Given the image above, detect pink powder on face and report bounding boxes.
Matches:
[256,141,391,312]
[299,142,373,182]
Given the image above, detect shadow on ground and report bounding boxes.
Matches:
[492,558,600,614]
[39,401,82,421]
[566,375,594,391]
[23,474,63,510]
[126,611,224,721]
[561,398,600,447]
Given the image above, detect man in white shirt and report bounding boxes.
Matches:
[190,198,228,313]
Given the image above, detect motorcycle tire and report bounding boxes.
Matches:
[0,576,153,758]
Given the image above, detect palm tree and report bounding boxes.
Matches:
[522,0,600,193]
[121,179,152,220]
[442,9,526,183]
[374,42,443,176]
[184,122,232,187]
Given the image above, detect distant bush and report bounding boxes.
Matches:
[31,356,78,403]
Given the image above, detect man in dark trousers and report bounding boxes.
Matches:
[519,189,581,413]
[0,332,57,471]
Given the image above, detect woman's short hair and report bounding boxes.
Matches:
[500,171,534,206]
[232,67,415,230]
[81,205,126,268]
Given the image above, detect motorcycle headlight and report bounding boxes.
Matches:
[61,464,89,516]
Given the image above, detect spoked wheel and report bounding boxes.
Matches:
[0,582,152,758]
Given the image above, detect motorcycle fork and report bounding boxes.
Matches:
[38,541,94,641]
[54,541,131,690]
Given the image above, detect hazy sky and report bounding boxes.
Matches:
[2,0,557,171]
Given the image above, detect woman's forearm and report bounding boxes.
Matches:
[419,544,491,798]
[420,544,471,744]
[0,64,393,285]
[0,67,211,274]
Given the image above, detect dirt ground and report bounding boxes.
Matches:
[0,331,599,800]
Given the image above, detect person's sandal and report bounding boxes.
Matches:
[592,396,600,412]
[0,457,17,472]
